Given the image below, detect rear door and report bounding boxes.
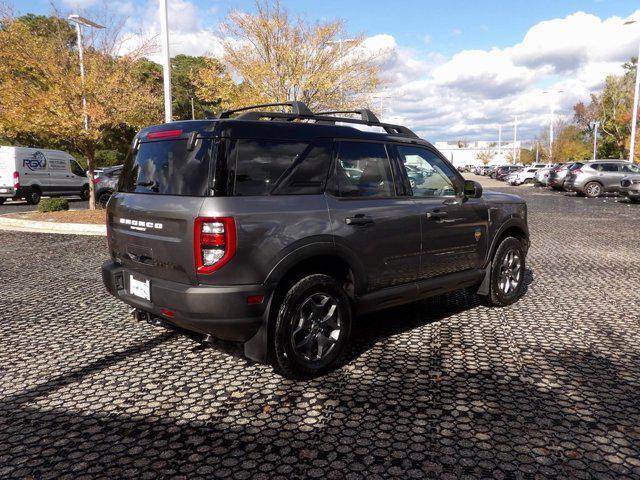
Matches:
[0,148,15,189]
[108,133,213,285]
[325,140,422,291]
[394,145,489,279]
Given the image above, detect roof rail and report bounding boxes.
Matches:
[315,109,380,123]
[217,101,314,119]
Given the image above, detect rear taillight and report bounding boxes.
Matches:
[93,177,101,184]
[194,217,236,274]
[13,171,19,189]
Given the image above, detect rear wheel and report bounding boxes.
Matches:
[583,181,602,198]
[482,236,526,307]
[0,198,5,205]
[98,191,112,208]
[25,188,41,205]
[272,274,352,379]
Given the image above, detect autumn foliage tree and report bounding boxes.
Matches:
[0,13,162,208]
[197,0,385,112]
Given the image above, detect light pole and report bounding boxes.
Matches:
[498,124,502,160]
[624,20,640,162]
[543,90,564,162]
[159,0,172,123]
[512,116,518,164]
[325,38,356,107]
[68,15,105,130]
[591,121,600,160]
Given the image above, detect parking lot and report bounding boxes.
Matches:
[1,179,640,479]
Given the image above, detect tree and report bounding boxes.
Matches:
[211,0,384,112]
[476,150,496,166]
[0,14,162,209]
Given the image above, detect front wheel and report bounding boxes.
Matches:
[272,274,352,379]
[482,237,526,307]
[80,185,90,201]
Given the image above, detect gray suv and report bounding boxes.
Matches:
[102,102,530,379]
[565,160,640,197]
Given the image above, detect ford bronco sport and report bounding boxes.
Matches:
[102,102,529,379]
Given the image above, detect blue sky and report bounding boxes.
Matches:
[13,0,640,141]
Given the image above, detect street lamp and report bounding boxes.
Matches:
[542,90,564,162]
[159,0,172,123]
[591,121,600,160]
[497,124,502,159]
[68,14,105,130]
[512,116,518,164]
[624,20,640,162]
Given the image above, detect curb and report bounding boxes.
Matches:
[0,216,106,236]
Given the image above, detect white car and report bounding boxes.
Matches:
[0,146,90,205]
[508,167,541,186]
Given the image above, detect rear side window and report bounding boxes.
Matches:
[232,140,309,196]
[118,139,211,196]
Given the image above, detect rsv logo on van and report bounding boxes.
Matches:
[23,151,47,171]
[117,217,163,232]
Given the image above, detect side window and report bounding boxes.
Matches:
[70,159,85,177]
[621,163,640,174]
[272,142,332,195]
[233,139,309,196]
[396,145,458,197]
[332,141,395,198]
[600,163,619,172]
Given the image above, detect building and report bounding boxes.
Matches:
[434,140,522,168]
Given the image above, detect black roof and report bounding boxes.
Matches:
[139,101,432,148]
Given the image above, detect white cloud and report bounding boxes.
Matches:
[61,0,98,8]
[377,9,640,141]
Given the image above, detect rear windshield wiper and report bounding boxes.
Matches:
[136,180,159,192]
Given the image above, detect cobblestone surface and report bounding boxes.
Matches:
[1,183,640,479]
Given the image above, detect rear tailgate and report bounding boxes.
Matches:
[107,127,214,285]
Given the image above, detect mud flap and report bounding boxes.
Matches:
[243,291,275,364]
[476,262,492,296]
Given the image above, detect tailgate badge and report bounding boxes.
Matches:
[117,217,163,232]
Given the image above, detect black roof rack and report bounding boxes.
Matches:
[210,101,419,138]
[217,101,314,119]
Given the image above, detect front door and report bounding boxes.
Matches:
[326,141,422,291]
[394,145,489,279]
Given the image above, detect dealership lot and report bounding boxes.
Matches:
[1,181,639,479]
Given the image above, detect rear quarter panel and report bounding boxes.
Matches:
[197,195,332,286]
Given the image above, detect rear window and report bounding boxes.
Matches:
[118,139,211,196]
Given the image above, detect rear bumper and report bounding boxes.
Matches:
[0,186,21,198]
[102,260,271,343]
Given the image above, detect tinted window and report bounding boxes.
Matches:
[70,160,85,177]
[396,146,458,197]
[233,140,308,196]
[600,163,620,172]
[118,139,211,196]
[332,142,395,198]
[272,142,332,195]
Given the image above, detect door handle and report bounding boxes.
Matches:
[345,214,374,226]
[426,210,448,220]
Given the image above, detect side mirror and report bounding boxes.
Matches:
[464,180,482,198]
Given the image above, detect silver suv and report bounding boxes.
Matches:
[564,160,640,198]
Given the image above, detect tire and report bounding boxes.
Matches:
[25,188,41,205]
[80,184,90,201]
[483,236,526,307]
[583,181,602,198]
[0,198,5,205]
[98,191,112,208]
[272,274,352,379]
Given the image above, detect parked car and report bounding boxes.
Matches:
[564,160,640,198]
[101,101,530,379]
[405,164,426,188]
[508,167,540,186]
[94,165,123,208]
[0,146,90,205]
[619,174,640,203]
[495,165,522,181]
[548,162,584,190]
[533,166,557,186]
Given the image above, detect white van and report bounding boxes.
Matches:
[0,146,90,205]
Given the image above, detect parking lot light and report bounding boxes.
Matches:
[624,20,639,163]
[591,121,600,160]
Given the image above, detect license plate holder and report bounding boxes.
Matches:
[129,275,151,301]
